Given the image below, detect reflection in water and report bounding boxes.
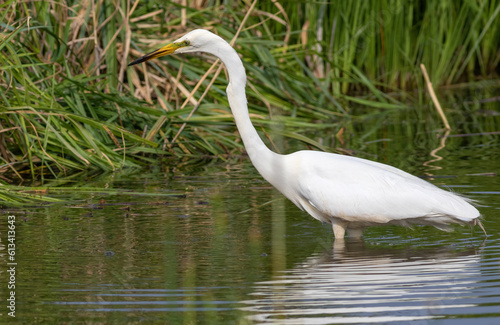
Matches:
[242,241,500,324]
[423,129,450,174]
[2,123,499,323]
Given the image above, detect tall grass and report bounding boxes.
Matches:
[261,1,500,93]
[1,2,161,181]
[0,0,499,185]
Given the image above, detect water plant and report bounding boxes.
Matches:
[1,0,498,190]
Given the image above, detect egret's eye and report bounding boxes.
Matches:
[181,40,190,46]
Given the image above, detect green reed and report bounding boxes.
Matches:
[0,0,498,192]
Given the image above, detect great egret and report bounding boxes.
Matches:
[129,29,486,240]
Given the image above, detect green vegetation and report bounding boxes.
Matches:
[1,0,499,189]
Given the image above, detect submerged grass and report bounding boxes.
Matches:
[0,0,499,196]
[0,185,183,206]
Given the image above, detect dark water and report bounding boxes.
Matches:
[1,102,499,323]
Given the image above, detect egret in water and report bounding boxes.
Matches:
[129,29,486,240]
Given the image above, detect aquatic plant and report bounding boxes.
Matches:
[0,0,498,186]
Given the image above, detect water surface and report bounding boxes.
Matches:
[1,100,499,324]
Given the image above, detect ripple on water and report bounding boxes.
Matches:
[241,239,500,324]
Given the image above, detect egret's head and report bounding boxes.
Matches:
[128,29,219,66]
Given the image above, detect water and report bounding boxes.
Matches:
[242,244,500,324]
[1,101,499,323]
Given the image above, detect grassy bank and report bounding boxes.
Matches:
[1,0,499,184]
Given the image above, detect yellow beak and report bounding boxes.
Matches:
[128,42,184,66]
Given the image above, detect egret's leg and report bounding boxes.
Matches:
[476,220,488,237]
[332,220,346,239]
[347,228,364,239]
[333,238,346,252]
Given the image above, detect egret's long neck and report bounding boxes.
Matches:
[209,42,279,180]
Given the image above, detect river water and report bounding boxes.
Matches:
[1,98,499,324]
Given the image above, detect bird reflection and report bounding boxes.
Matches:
[241,240,483,324]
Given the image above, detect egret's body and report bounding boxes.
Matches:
[129,29,485,239]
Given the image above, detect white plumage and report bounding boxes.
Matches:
[129,29,486,240]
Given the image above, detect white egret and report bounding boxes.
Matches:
[129,29,486,240]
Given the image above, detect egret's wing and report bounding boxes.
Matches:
[289,151,478,225]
